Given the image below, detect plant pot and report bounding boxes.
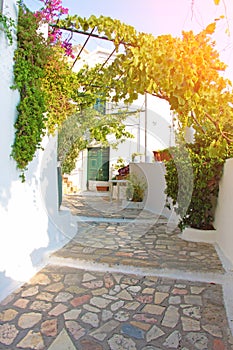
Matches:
[153,150,172,162]
[96,186,109,192]
[153,151,161,162]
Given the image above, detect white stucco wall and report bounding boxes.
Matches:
[130,163,166,214]
[215,158,233,265]
[0,0,76,302]
[129,163,178,227]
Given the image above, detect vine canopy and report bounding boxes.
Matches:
[11,3,233,179]
[58,14,233,148]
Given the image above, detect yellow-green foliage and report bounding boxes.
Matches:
[42,47,80,134]
[12,7,233,182]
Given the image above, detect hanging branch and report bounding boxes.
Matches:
[205,111,233,143]
[191,111,206,134]
[150,90,170,102]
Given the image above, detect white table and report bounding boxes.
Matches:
[108,179,128,201]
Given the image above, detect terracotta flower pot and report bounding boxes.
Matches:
[153,150,172,162]
[153,151,161,162]
[96,186,109,192]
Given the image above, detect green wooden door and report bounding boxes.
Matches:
[87,147,110,183]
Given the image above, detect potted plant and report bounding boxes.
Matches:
[113,157,127,172]
[112,157,129,180]
[131,152,143,162]
[153,148,172,162]
[126,173,147,202]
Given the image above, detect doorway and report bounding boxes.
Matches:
[87,147,110,188]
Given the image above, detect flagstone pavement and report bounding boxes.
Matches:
[0,193,233,349]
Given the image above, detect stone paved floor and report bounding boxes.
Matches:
[62,194,156,220]
[0,193,233,349]
[0,265,232,350]
[52,221,224,274]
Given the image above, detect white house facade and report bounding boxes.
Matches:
[65,46,176,193]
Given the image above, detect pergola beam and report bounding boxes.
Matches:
[72,27,95,68]
[50,24,133,46]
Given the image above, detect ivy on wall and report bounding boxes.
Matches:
[11,4,82,180]
[0,12,16,44]
[11,5,52,180]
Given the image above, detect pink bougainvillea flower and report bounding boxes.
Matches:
[34,0,74,58]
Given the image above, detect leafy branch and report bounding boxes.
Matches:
[165,142,224,230]
[0,12,16,44]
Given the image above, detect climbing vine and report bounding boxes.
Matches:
[58,107,133,174]
[11,4,134,179]
[11,5,81,179]
[41,47,80,134]
[0,12,16,44]
[11,5,52,180]
[58,15,233,144]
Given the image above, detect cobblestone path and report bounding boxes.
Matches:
[0,265,232,349]
[0,194,232,349]
[52,220,224,274]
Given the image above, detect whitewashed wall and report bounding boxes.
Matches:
[130,163,167,215]
[0,0,76,302]
[215,158,233,265]
[130,163,179,229]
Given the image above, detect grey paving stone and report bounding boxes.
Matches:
[162,305,180,328]
[163,330,181,348]
[146,325,165,342]
[81,311,99,327]
[47,328,76,350]
[185,332,209,350]
[108,334,137,349]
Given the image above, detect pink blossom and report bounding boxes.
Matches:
[34,0,74,58]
